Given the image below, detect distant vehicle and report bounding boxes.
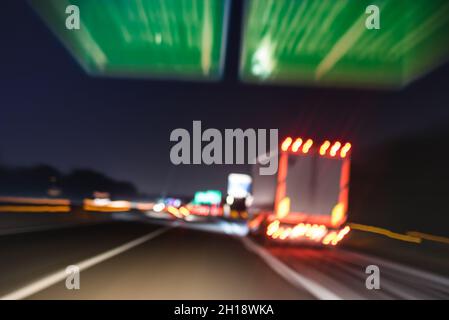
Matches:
[185,190,223,218]
[225,197,248,220]
[224,173,252,220]
[250,137,351,246]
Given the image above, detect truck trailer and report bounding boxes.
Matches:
[250,137,351,246]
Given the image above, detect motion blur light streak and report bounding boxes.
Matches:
[322,231,338,246]
[179,206,190,217]
[291,138,303,152]
[0,196,72,213]
[281,137,293,151]
[406,231,449,245]
[84,199,131,212]
[276,197,290,219]
[331,203,346,227]
[152,203,165,213]
[266,220,280,236]
[349,223,422,243]
[340,143,352,158]
[330,141,342,157]
[319,141,331,156]
[251,38,276,78]
[241,0,449,88]
[30,0,230,80]
[331,226,351,245]
[108,200,131,209]
[0,206,70,213]
[248,214,266,231]
[134,202,154,211]
[186,204,211,216]
[280,137,349,158]
[167,206,182,218]
[265,220,347,245]
[301,139,313,154]
[0,197,70,206]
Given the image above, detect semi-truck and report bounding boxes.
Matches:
[250,137,351,246]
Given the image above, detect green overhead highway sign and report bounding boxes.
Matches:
[30,0,448,88]
[193,190,222,205]
[240,0,449,88]
[30,0,230,80]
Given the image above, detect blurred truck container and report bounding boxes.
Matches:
[250,137,351,246]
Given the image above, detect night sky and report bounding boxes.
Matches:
[1,1,449,195]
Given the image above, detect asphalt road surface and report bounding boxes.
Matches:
[0,220,448,300]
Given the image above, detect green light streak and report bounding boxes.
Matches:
[30,0,230,80]
[241,0,449,88]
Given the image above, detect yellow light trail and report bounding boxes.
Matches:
[407,231,449,245]
[0,197,70,205]
[349,223,421,244]
[0,206,70,213]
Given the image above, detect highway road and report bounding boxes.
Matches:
[0,219,448,300]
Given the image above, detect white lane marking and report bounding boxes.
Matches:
[0,227,170,300]
[241,237,342,300]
